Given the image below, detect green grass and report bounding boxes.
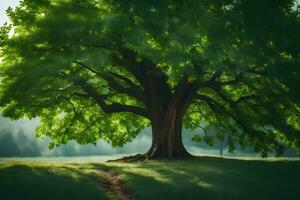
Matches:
[1,157,300,200]
[0,162,114,200]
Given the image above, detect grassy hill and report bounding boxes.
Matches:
[1,157,300,200]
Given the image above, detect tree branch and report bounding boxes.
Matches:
[74,61,146,103]
[220,72,243,86]
[195,93,258,136]
[73,78,148,118]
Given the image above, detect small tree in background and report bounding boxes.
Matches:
[0,0,299,159]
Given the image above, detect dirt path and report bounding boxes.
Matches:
[100,171,132,200]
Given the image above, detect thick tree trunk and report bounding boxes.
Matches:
[146,105,192,159]
[137,68,196,159]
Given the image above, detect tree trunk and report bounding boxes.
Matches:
[146,105,192,159]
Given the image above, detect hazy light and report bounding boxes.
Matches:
[0,0,19,25]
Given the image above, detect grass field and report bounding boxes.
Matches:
[1,156,300,200]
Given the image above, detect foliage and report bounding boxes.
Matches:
[0,0,299,156]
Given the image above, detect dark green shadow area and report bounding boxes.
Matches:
[100,157,300,200]
[1,157,300,200]
[0,162,112,200]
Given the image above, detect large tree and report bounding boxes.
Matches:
[0,0,299,158]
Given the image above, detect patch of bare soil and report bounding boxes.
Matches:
[100,171,132,200]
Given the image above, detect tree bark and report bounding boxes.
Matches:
[146,104,192,159]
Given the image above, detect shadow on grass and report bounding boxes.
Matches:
[0,163,111,200]
[1,157,300,200]
[93,157,300,200]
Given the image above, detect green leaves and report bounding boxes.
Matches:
[0,23,11,46]
[192,135,202,143]
[0,0,299,156]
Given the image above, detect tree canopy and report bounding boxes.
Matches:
[0,0,299,157]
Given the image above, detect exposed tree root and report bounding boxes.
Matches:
[107,152,195,163]
[100,171,132,200]
[107,154,147,162]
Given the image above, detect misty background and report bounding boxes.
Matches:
[0,0,299,158]
[1,116,299,157]
[0,116,233,157]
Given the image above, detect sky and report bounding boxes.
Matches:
[0,0,19,25]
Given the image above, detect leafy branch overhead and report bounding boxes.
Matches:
[0,0,299,157]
